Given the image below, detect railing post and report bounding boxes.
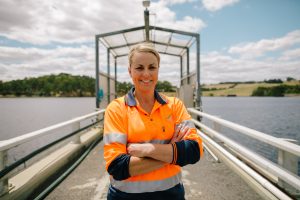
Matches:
[278,138,299,195]
[0,150,8,196]
[72,122,81,144]
[212,121,221,139]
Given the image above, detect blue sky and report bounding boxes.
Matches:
[200,0,300,52]
[0,0,300,85]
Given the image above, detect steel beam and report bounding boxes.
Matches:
[95,36,99,108]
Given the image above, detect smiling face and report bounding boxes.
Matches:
[128,51,159,94]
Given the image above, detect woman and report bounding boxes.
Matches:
[103,42,203,200]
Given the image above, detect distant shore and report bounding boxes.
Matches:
[201,81,300,97]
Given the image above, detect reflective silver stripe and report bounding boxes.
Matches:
[104,135,169,145]
[110,172,182,193]
[177,120,195,129]
[104,133,127,145]
[143,139,170,144]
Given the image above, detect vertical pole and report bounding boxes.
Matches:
[180,56,183,86]
[278,139,299,195]
[95,36,100,108]
[196,34,201,110]
[107,48,111,103]
[72,122,81,144]
[213,121,221,135]
[114,57,117,99]
[0,151,8,196]
[187,48,190,84]
[144,9,150,41]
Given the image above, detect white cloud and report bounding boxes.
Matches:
[0,45,97,81]
[228,30,300,59]
[151,1,206,32]
[0,45,183,86]
[202,0,239,12]
[0,0,144,44]
[279,48,300,61]
[1,43,300,85]
[201,51,300,84]
[161,0,196,5]
[0,0,205,45]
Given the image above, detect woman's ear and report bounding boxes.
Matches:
[128,66,132,77]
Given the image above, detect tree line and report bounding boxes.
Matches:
[219,77,296,84]
[0,74,176,97]
[252,85,300,97]
[0,73,95,97]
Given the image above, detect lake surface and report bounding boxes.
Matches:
[0,97,96,140]
[0,97,299,172]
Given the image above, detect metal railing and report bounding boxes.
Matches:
[0,109,105,196]
[188,108,300,199]
[197,129,292,200]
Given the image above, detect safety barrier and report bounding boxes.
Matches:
[188,108,300,199]
[0,109,105,199]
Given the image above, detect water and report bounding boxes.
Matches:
[0,97,96,164]
[202,97,300,175]
[0,97,96,140]
[0,97,299,172]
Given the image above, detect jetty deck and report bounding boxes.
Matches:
[46,141,262,200]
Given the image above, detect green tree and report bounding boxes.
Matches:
[117,82,132,96]
[286,77,295,82]
[156,81,175,92]
[0,73,96,97]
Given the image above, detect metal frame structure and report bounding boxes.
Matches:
[95,7,201,108]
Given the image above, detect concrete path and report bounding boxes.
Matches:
[46,141,262,200]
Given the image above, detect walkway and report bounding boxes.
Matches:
[46,141,262,200]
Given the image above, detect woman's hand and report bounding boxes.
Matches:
[127,143,154,158]
[170,123,191,143]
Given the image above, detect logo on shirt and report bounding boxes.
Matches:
[166,114,172,121]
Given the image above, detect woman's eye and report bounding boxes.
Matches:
[135,67,143,71]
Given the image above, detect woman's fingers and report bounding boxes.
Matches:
[177,126,189,141]
[127,143,153,157]
[171,124,190,143]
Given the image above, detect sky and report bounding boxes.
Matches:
[0,0,300,85]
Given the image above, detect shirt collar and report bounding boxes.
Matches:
[125,87,167,106]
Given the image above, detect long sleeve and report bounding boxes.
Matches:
[104,100,131,180]
[171,98,203,166]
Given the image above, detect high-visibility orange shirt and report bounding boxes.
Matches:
[104,88,203,194]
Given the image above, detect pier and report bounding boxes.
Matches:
[1,1,300,199]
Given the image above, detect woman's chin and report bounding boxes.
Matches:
[135,85,155,93]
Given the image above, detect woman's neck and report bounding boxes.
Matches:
[134,90,155,113]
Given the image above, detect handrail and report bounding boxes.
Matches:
[197,129,292,200]
[0,119,102,180]
[188,108,300,157]
[0,109,105,151]
[192,119,300,191]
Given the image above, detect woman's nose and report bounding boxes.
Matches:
[142,69,151,77]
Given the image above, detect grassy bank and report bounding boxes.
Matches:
[202,81,300,97]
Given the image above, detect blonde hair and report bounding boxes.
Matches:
[128,42,160,67]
